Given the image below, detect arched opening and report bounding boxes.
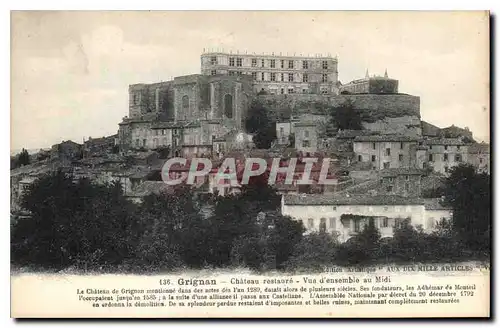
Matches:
[224,94,233,118]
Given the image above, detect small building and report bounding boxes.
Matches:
[467,142,490,174]
[353,134,419,170]
[379,168,425,198]
[421,138,468,175]
[281,194,452,242]
[294,122,318,154]
[339,70,398,94]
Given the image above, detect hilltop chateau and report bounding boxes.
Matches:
[12,49,490,241]
[117,51,416,158]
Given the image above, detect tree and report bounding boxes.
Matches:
[11,171,141,270]
[245,101,276,149]
[135,187,210,270]
[327,99,363,132]
[285,231,338,272]
[443,164,490,254]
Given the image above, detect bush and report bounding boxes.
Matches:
[285,232,339,272]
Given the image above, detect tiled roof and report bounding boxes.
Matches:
[283,194,424,206]
[424,138,465,146]
[354,134,419,142]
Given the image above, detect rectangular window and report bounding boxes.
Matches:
[429,145,433,150]
[303,74,308,82]
[457,145,461,150]
[329,217,336,229]
[405,175,410,181]
[399,154,403,161]
[236,58,242,67]
[371,155,376,162]
[210,56,217,65]
[270,59,275,68]
[237,71,243,76]
[358,155,362,162]
[280,60,284,68]
[455,154,462,162]
[429,154,434,162]
[261,72,265,81]
[444,153,448,161]
[382,218,389,228]
[307,218,314,229]
[386,185,393,192]
[211,70,217,76]
[304,130,309,138]
[372,142,376,150]
[261,59,265,67]
[383,162,390,169]
[229,57,235,66]
[322,74,328,83]
[251,72,257,80]
[288,73,294,82]
[162,129,165,135]
[322,61,328,69]
[271,73,276,81]
[302,60,309,69]
[400,142,404,149]
[280,88,284,94]
[302,140,310,147]
[354,220,361,233]
[480,158,483,164]
[386,148,391,156]
[288,60,294,69]
[444,145,448,151]
[251,58,257,67]
[281,73,285,82]
[288,88,294,94]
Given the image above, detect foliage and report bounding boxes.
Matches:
[245,101,276,149]
[12,171,141,270]
[11,148,31,169]
[327,99,363,133]
[155,146,171,159]
[11,163,490,272]
[442,164,490,253]
[285,232,338,272]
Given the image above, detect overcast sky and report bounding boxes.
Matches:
[11,11,490,150]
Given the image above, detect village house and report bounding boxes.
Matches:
[418,138,468,174]
[353,134,419,170]
[467,142,490,174]
[294,122,319,154]
[281,194,452,242]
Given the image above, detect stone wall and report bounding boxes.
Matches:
[129,81,174,119]
[255,93,421,136]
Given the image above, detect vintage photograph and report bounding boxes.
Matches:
[10,11,490,318]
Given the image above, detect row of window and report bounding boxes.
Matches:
[214,56,330,70]
[303,217,404,231]
[429,145,462,151]
[370,142,406,150]
[358,154,405,162]
[428,153,462,162]
[211,70,329,83]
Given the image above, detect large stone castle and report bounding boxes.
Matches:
[117,51,411,158]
